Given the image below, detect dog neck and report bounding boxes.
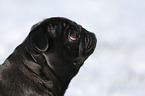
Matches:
[22,53,68,96]
[6,45,68,96]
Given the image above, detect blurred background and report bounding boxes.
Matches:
[0,0,145,96]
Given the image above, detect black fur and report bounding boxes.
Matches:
[0,17,97,96]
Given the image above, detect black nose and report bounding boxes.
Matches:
[82,28,97,44]
[90,32,97,46]
[82,28,97,56]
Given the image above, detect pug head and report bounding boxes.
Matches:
[25,17,97,82]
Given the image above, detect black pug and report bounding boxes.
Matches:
[0,17,97,96]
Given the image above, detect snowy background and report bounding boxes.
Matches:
[0,0,145,96]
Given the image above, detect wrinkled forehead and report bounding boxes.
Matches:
[30,17,83,33]
[43,17,76,24]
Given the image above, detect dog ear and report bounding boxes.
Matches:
[29,26,49,52]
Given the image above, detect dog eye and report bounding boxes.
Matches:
[69,30,79,41]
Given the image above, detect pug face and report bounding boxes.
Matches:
[25,17,97,82]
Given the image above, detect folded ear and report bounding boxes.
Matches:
[29,26,49,52]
